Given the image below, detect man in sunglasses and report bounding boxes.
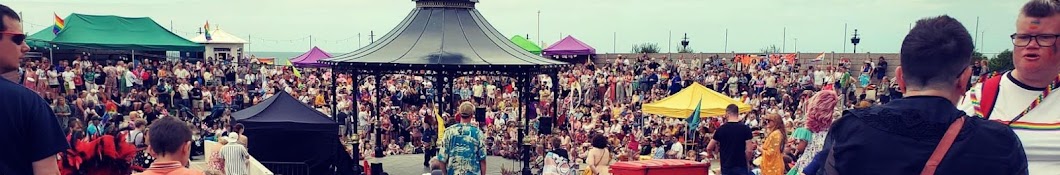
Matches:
[0,4,69,175]
[957,0,1060,173]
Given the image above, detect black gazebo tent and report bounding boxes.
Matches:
[233,91,339,175]
[320,0,568,174]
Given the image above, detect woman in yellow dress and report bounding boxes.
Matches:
[759,113,787,175]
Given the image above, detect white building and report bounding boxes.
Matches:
[189,27,248,60]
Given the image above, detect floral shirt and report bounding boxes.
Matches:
[437,123,487,175]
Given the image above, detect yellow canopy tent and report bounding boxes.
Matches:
[642,82,752,118]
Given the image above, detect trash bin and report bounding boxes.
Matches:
[370,163,383,175]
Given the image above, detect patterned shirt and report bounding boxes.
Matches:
[436,123,487,175]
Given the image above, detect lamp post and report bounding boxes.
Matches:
[680,33,690,53]
[850,29,861,54]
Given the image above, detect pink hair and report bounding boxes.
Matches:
[806,90,839,133]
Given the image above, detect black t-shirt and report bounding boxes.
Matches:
[191,87,203,100]
[0,78,69,175]
[225,71,236,82]
[712,122,752,170]
[144,111,159,125]
[95,71,107,85]
[336,112,350,125]
[972,65,983,76]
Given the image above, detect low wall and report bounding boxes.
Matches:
[589,52,901,77]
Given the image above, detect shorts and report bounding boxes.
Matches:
[193,100,203,109]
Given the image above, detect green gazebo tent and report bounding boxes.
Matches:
[510,35,542,55]
[27,13,203,52]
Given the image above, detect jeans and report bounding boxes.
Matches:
[721,167,751,175]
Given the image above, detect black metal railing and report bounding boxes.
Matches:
[260,161,309,175]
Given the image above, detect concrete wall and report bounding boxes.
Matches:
[590,52,902,77]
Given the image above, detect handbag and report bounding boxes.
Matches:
[583,149,607,175]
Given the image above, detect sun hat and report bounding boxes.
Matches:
[225,132,240,143]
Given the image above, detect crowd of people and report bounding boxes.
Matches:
[5,17,909,175]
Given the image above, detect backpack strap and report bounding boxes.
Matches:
[920,117,966,175]
[974,74,1003,119]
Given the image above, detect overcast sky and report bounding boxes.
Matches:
[6,0,1025,55]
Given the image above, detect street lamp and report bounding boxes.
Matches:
[851,29,861,54]
[681,33,690,51]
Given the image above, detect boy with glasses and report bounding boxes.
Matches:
[958,0,1060,173]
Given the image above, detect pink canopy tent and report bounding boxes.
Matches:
[291,46,333,67]
[543,35,596,58]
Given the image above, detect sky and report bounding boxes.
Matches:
[6,0,1026,55]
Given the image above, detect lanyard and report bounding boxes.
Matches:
[1007,76,1060,126]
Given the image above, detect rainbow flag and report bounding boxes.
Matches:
[814,52,826,62]
[204,21,212,41]
[53,13,65,35]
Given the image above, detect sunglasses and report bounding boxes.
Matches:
[1,32,25,45]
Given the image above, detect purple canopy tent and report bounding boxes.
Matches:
[543,35,596,59]
[291,46,333,67]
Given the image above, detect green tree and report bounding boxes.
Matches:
[972,51,987,62]
[632,43,660,53]
[759,45,779,54]
[988,49,1014,72]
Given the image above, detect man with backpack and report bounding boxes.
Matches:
[958,0,1060,173]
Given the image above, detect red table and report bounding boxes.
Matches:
[610,159,710,175]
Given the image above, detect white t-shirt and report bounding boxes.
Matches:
[813,70,826,86]
[765,75,777,88]
[175,68,189,80]
[62,71,75,85]
[472,84,484,98]
[48,70,60,85]
[178,84,192,99]
[957,72,1060,173]
[671,141,684,159]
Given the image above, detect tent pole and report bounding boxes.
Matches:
[373,72,384,158]
[519,73,531,175]
[332,69,338,121]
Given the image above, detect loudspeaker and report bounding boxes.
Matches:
[475,107,487,124]
[539,117,553,135]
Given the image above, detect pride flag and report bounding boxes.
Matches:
[435,105,445,145]
[286,60,302,77]
[53,13,65,35]
[686,98,702,131]
[204,21,212,41]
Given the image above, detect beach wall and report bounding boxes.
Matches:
[585,52,902,77]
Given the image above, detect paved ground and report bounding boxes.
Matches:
[373,154,524,175]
